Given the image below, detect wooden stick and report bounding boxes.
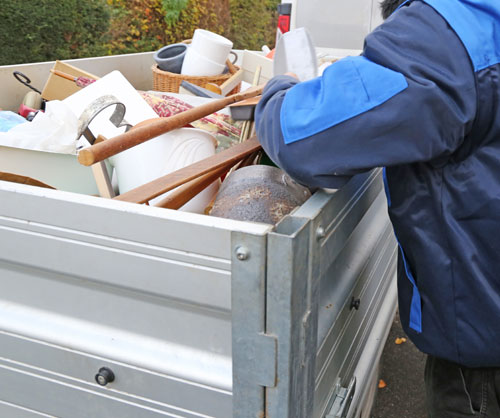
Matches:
[230,95,261,109]
[238,65,261,144]
[114,137,261,204]
[0,172,56,189]
[219,68,244,96]
[78,84,265,167]
[238,150,261,168]
[226,58,238,74]
[87,136,115,198]
[91,162,115,198]
[50,69,76,82]
[154,163,230,210]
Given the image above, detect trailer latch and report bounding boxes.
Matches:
[326,377,356,418]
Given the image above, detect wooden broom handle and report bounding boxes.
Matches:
[154,163,230,210]
[114,136,261,204]
[50,69,76,81]
[78,84,265,167]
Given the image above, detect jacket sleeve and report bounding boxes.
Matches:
[254,1,477,189]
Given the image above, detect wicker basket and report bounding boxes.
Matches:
[152,64,241,95]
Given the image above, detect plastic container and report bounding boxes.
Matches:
[110,127,219,213]
[0,111,26,132]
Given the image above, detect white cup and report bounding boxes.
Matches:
[110,127,218,213]
[190,29,233,65]
[181,46,226,76]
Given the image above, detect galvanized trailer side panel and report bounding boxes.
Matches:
[255,170,396,418]
[0,182,271,417]
[309,171,397,417]
[0,172,396,417]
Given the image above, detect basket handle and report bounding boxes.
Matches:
[226,52,238,74]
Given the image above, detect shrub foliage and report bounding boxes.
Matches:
[104,0,231,54]
[104,0,279,54]
[227,0,280,50]
[0,0,280,65]
[0,0,110,65]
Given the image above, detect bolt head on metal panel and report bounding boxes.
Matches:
[235,246,250,261]
[95,367,115,386]
[316,226,326,241]
[350,297,361,311]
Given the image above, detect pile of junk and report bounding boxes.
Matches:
[0,28,334,225]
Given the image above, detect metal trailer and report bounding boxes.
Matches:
[0,47,397,418]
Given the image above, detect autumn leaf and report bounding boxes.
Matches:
[378,379,387,389]
[395,337,407,345]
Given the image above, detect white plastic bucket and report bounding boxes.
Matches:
[110,127,219,213]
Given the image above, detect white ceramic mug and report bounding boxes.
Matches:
[190,29,233,65]
[181,46,226,76]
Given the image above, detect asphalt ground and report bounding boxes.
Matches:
[371,311,428,418]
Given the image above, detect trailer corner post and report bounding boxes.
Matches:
[265,215,318,417]
[232,230,275,417]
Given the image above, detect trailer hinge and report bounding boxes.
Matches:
[242,332,278,388]
[325,377,356,418]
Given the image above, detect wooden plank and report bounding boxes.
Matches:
[91,162,115,198]
[154,163,230,210]
[0,172,55,189]
[114,137,261,204]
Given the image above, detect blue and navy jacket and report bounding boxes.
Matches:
[255,0,500,367]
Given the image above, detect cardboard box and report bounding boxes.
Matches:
[41,61,99,101]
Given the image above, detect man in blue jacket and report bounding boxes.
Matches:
[255,0,500,416]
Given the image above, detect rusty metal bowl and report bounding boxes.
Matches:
[210,165,311,224]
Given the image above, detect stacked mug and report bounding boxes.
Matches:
[181,29,233,76]
[153,43,188,74]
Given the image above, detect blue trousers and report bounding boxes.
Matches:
[425,355,500,417]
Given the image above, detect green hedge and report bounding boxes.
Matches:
[228,0,280,50]
[0,0,280,65]
[0,0,110,65]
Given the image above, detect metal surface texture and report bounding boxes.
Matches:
[258,169,397,418]
[265,215,315,417]
[0,401,53,418]
[345,277,398,418]
[231,231,273,417]
[0,167,396,417]
[77,94,132,145]
[211,165,311,224]
[0,182,270,417]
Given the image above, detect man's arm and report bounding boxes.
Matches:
[380,0,408,19]
[255,1,477,189]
